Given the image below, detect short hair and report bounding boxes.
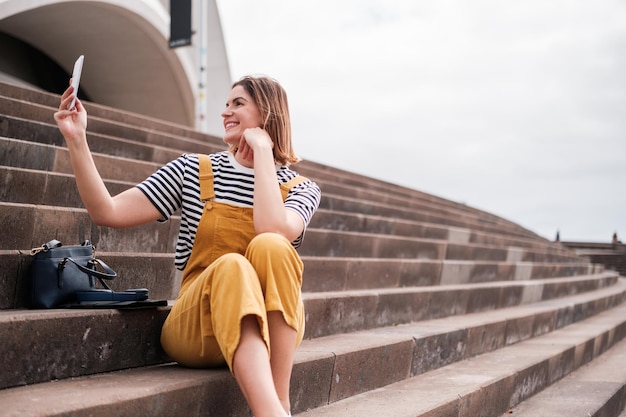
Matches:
[231,75,300,165]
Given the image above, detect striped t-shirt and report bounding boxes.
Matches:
[136,151,321,270]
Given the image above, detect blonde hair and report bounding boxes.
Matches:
[230,76,300,166]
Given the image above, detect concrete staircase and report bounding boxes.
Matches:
[562,240,626,277]
[1,81,624,417]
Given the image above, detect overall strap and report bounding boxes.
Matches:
[198,154,215,203]
[198,153,308,203]
[280,175,309,201]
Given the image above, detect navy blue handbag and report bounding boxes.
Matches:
[28,240,116,308]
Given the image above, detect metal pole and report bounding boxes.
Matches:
[197,0,209,132]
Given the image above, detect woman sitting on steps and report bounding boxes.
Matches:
[54,75,322,417]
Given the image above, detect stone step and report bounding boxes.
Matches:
[0,84,513,220]
[0,110,538,241]
[301,257,596,291]
[0,136,162,184]
[1,201,584,267]
[0,163,567,257]
[0,82,480,206]
[0,82,213,142]
[0,281,624,416]
[1,274,621,391]
[318,193,542,240]
[301,228,581,263]
[0,133,533,240]
[0,93,222,154]
[0,226,616,308]
[0,163,528,248]
[313,209,564,254]
[0,241,605,310]
[0,196,576,264]
[0,82,554,241]
[294,299,626,417]
[297,159,538,237]
[0,114,192,165]
[506,337,626,416]
[3,202,451,260]
[301,273,621,339]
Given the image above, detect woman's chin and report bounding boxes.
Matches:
[223,135,237,147]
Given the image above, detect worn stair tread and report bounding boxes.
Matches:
[294,303,626,417]
[0,94,220,151]
[0,140,538,241]
[0,198,577,266]
[0,82,213,141]
[0,91,510,229]
[301,256,596,291]
[2,278,623,395]
[0,80,492,214]
[1,202,583,264]
[301,278,626,359]
[0,363,234,417]
[1,246,607,312]
[507,337,626,416]
[303,272,626,338]
[0,82,551,240]
[0,93,527,236]
[0,164,564,254]
[1,300,624,417]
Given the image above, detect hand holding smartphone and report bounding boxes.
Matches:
[68,55,84,110]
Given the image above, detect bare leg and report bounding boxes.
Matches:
[268,311,297,414]
[233,315,287,417]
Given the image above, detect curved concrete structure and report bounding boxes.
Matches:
[0,0,231,136]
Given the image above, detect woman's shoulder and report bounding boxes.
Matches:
[278,167,321,201]
[178,152,229,172]
[277,166,316,186]
[196,151,230,170]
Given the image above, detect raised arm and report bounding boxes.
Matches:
[53,84,161,228]
[237,128,304,242]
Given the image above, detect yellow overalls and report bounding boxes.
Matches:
[160,154,307,371]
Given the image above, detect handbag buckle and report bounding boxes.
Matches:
[30,239,63,256]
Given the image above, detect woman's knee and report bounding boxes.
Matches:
[215,252,248,266]
[246,233,300,264]
[249,232,291,252]
[248,233,303,272]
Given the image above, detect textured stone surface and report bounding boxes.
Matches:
[295,307,626,416]
[0,308,170,389]
[2,81,626,417]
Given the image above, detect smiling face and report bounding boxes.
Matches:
[221,85,263,147]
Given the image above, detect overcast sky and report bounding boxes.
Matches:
[215,0,626,242]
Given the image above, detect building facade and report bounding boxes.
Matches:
[0,0,231,136]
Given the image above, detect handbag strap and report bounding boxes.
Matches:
[58,257,117,290]
[30,239,63,255]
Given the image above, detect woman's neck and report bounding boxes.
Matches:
[233,149,254,168]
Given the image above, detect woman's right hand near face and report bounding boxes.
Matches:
[53,83,88,144]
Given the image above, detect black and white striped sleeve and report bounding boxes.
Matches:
[135,155,188,221]
[285,180,321,228]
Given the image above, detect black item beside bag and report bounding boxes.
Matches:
[28,239,166,309]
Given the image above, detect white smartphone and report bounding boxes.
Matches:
[68,55,84,110]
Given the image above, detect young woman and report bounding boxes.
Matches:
[54,75,321,417]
